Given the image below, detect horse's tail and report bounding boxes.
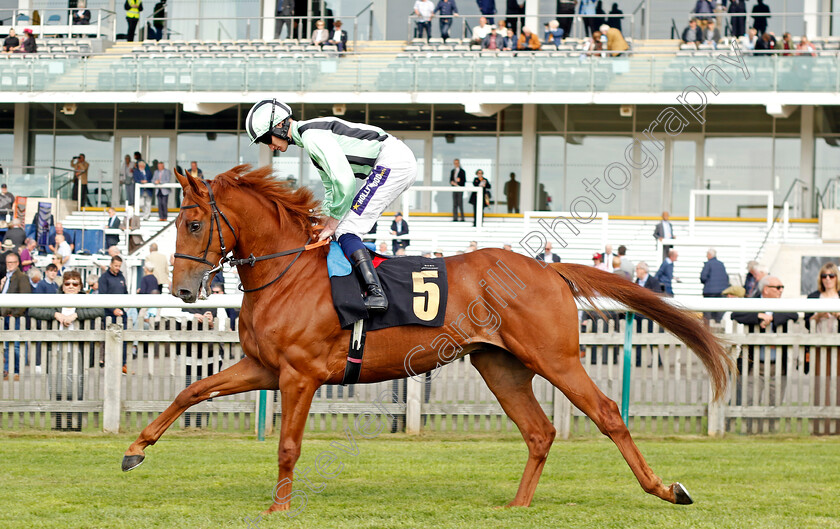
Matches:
[550,263,733,401]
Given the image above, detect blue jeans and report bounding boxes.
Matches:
[439,18,452,40]
[4,316,26,374]
[416,21,431,39]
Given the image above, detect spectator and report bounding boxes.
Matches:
[599,23,628,55]
[471,17,493,45]
[504,172,519,213]
[146,242,170,292]
[722,284,745,298]
[747,263,768,298]
[2,29,19,53]
[70,154,90,207]
[482,26,504,50]
[211,282,239,330]
[138,262,159,294]
[740,27,759,52]
[125,0,143,42]
[275,0,294,40]
[544,20,564,47]
[16,28,36,54]
[728,0,747,38]
[153,161,172,221]
[731,275,796,431]
[517,26,542,51]
[743,260,759,295]
[434,0,459,41]
[653,211,674,260]
[700,248,729,323]
[49,255,67,281]
[502,27,516,50]
[754,31,776,55]
[468,169,491,226]
[780,32,794,56]
[797,35,817,57]
[752,0,770,36]
[0,239,15,277]
[86,273,99,295]
[0,183,14,219]
[617,245,634,279]
[434,248,445,257]
[54,234,71,266]
[327,20,347,51]
[505,0,524,33]
[635,261,661,293]
[27,267,41,290]
[414,0,435,40]
[702,19,721,48]
[557,0,576,39]
[187,160,204,180]
[99,255,129,371]
[692,0,715,23]
[681,18,702,47]
[612,255,629,279]
[311,20,330,46]
[134,161,153,220]
[450,158,466,222]
[5,218,26,249]
[536,241,561,263]
[654,249,678,296]
[105,207,121,248]
[804,262,840,433]
[48,223,75,254]
[592,252,609,271]
[607,2,623,33]
[19,239,36,272]
[72,0,92,25]
[476,0,497,24]
[579,0,598,37]
[377,242,389,255]
[35,264,60,294]
[121,154,135,205]
[390,212,410,254]
[121,205,143,253]
[149,0,166,41]
[1,252,31,381]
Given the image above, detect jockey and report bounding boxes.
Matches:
[245,99,417,313]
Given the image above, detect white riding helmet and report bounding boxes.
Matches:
[245,99,293,145]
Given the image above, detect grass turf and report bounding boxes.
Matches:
[0,431,839,529]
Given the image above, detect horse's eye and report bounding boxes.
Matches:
[189,221,201,233]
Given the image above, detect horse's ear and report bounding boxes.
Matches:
[175,168,200,194]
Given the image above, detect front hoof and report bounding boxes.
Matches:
[672,482,693,505]
[122,454,145,472]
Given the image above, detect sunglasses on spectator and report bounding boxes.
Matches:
[766,285,784,290]
[64,281,81,287]
[821,273,837,279]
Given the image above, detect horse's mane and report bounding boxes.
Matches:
[210,164,320,236]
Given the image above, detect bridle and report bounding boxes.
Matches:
[173,178,328,296]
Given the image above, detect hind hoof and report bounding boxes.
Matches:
[122,454,145,472]
[672,482,693,505]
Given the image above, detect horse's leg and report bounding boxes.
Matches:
[122,356,278,471]
[264,374,319,515]
[538,352,691,504]
[470,349,556,508]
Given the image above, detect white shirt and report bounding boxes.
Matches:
[60,307,78,331]
[414,1,434,21]
[473,24,492,40]
[57,241,71,259]
[662,221,673,239]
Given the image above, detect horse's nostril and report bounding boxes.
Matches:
[178,288,192,299]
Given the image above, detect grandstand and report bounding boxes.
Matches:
[0,1,838,298]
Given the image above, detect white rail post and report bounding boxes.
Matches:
[405,376,422,434]
[553,386,572,439]
[103,322,123,434]
[707,380,726,438]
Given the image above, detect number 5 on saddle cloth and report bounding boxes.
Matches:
[326,242,448,384]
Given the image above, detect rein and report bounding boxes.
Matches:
[173,178,328,294]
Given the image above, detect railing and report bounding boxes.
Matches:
[689,189,775,237]
[0,8,116,40]
[1,296,839,435]
[3,52,840,95]
[818,176,840,211]
[355,2,374,42]
[400,185,484,227]
[752,179,809,261]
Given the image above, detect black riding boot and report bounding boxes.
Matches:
[350,249,388,313]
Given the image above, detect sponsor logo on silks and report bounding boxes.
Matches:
[351,166,390,215]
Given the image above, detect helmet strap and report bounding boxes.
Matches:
[272,118,292,143]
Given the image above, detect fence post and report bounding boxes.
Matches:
[405,376,422,434]
[553,386,572,439]
[621,313,635,425]
[707,382,726,437]
[103,323,123,434]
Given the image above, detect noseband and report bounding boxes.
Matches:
[173,178,329,294]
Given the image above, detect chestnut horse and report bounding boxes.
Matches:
[123,165,731,512]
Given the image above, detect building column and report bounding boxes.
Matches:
[521,104,537,211]
[263,0,277,40]
[524,0,539,34]
[800,105,815,217]
[12,103,29,174]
